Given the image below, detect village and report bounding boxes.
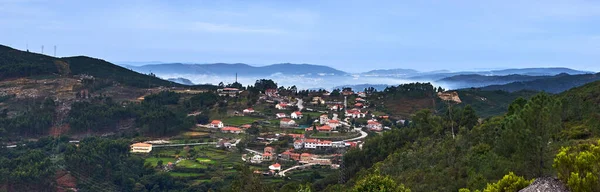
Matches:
[128,86,398,181]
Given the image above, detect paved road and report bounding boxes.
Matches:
[245,148,262,154]
[278,163,316,177]
[342,128,368,142]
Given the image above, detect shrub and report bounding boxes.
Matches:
[483,172,532,192]
[553,140,600,192]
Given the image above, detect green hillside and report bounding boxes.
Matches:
[0,44,217,89]
[0,45,63,80]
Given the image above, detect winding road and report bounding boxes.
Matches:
[278,163,316,177]
[342,128,368,142]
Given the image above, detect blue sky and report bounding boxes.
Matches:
[1,0,599,73]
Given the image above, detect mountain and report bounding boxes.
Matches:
[126,63,348,76]
[407,68,592,81]
[361,68,420,76]
[436,74,553,89]
[332,84,390,92]
[0,44,220,90]
[480,73,600,93]
[167,77,194,85]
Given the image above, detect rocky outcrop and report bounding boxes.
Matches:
[519,177,569,192]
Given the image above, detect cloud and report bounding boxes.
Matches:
[191,22,284,34]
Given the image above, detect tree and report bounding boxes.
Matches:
[352,173,411,192]
[461,105,479,130]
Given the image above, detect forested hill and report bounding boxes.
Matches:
[0,44,213,88]
[480,73,600,93]
[335,79,600,192]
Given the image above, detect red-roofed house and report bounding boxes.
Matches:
[367,120,383,131]
[240,124,252,129]
[221,127,243,134]
[269,163,281,171]
[346,110,365,118]
[317,125,332,132]
[301,153,312,161]
[327,119,340,129]
[275,103,288,110]
[354,103,364,108]
[210,120,224,128]
[280,118,296,128]
[304,139,333,149]
[355,98,366,102]
[262,152,274,161]
[265,89,278,97]
[276,113,287,119]
[294,140,304,149]
[330,104,344,111]
[264,146,275,153]
[291,111,303,119]
[243,108,255,114]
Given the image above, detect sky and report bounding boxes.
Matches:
[1,0,599,73]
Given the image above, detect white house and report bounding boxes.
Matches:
[210,120,224,128]
[330,104,344,111]
[319,114,329,125]
[327,119,340,130]
[367,120,383,131]
[221,127,243,134]
[294,140,304,149]
[130,143,152,153]
[275,103,288,110]
[346,110,366,118]
[269,163,282,171]
[243,108,255,114]
[280,118,296,128]
[217,87,241,97]
[304,139,333,149]
[276,113,287,119]
[291,111,303,119]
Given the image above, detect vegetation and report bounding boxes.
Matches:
[553,140,600,192]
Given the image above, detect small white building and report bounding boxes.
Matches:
[319,114,329,125]
[294,140,304,149]
[275,103,288,110]
[130,143,152,153]
[291,111,303,119]
[276,113,287,119]
[280,118,296,128]
[243,108,255,114]
[269,163,282,171]
[210,120,224,128]
[327,119,340,130]
[367,120,383,131]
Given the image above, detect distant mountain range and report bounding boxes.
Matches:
[123,63,347,76]
[480,73,600,93]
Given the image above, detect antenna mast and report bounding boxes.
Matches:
[54,45,56,57]
[41,45,44,54]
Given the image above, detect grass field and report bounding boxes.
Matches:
[145,157,176,167]
[178,159,208,169]
[169,172,203,178]
[223,116,261,126]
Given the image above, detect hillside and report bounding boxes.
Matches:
[438,89,539,117]
[480,73,600,93]
[0,45,66,80]
[126,62,348,76]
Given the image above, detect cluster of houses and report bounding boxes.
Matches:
[208,120,246,134]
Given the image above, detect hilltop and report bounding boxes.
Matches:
[480,73,600,93]
[125,62,348,76]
